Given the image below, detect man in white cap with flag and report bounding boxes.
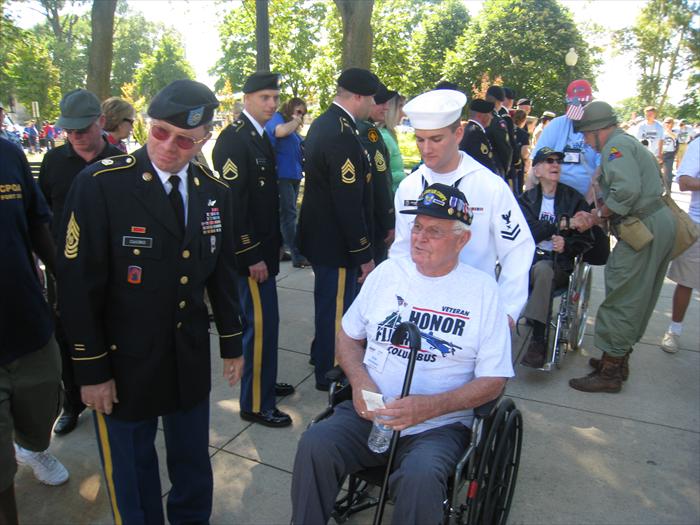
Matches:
[391,89,534,328]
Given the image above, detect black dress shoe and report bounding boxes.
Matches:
[280,251,292,262]
[275,382,295,396]
[240,408,292,428]
[292,258,311,268]
[315,382,330,392]
[53,412,79,435]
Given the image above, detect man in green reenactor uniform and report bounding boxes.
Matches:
[569,101,675,393]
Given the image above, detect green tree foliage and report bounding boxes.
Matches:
[676,25,700,121]
[370,0,423,92]
[212,0,328,99]
[404,0,469,97]
[616,0,700,112]
[111,13,164,95]
[9,31,62,120]
[134,32,194,100]
[442,0,597,114]
[0,2,25,101]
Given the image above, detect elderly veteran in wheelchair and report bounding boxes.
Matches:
[290,183,513,525]
[517,147,595,368]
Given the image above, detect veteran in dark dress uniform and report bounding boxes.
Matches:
[459,98,499,173]
[357,82,396,264]
[212,72,294,428]
[38,89,123,435]
[297,68,378,390]
[56,80,244,525]
[485,86,513,178]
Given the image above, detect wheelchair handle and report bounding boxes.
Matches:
[374,321,422,525]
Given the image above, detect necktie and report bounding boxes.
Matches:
[168,175,185,235]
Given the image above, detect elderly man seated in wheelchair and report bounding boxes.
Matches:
[290,183,514,525]
[517,147,595,369]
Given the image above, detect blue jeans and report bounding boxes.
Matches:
[278,178,303,262]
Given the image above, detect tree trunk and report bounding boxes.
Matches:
[659,26,687,111]
[335,0,374,69]
[86,0,117,100]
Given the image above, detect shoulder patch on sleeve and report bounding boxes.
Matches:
[91,154,135,176]
[221,158,239,181]
[341,158,356,184]
[608,147,623,161]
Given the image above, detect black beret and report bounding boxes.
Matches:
[148,79,219,129]
[503,87,515,99]
[243,71,281,94]
[486,85,505,102]
[374,83,398,104]
[470,99,495,113]
[337,68,379,96]
[434,80,462,92]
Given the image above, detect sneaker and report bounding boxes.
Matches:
[14,443,69,486]
[661,331,679,354]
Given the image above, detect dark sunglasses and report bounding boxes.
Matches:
[65,124,94,135]
[150,124,209,150]
[545,157,563,164]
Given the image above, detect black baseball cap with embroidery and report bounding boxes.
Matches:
[533,147,564,166]
[400,183,473,226]
[148,79,219,129]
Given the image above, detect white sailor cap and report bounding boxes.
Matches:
[403,89,466,130]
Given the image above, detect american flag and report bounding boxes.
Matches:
[566,104,585,121]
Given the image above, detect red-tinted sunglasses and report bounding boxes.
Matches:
[150,124,209,150]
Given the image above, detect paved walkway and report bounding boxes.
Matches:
[14,187,700,525]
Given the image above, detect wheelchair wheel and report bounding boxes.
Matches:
[464,399,523,525]
[567,262,592,351]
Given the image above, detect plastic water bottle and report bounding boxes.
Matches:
[367,396,395,453]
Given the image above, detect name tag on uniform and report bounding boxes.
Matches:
[563,148,581,164]
[123,236,153,248]
[403,199,418,207]
[363,342,388,372]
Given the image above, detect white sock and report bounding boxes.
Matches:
[669,322,683,335]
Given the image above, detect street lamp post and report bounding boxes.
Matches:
[565,47,579,82]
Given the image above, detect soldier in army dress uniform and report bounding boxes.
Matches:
[358,82,396,264]
[459,98,498,174]
[56,80,244,524]
[485,86,513,179]
[297,68,379,391]
[212,71,294,428]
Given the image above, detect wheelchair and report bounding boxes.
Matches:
[310,344,523,524]
[540,253,593,371]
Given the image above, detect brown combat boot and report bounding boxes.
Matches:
[570,353,624,393]
[588,352,630,381]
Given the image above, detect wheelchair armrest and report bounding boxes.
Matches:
[474,396,501,419]
[324,366,346,383]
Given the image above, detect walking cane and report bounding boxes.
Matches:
[373,321,422,525]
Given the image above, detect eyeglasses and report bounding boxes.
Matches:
[544,158,563,164]
[411,221,461,240]
[65,124,94,135]
[150,124,209,150]
[294,110,306,117]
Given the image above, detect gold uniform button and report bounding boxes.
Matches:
[180,276,189,285]
[133,248,141,256]
[109,344,117,351]
[182,250,191,259]
[177,322,182,329]
[179,300,186,309]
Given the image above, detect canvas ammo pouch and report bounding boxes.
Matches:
[611,200,663,251]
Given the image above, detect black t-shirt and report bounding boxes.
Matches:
[0,138,53,364]
[39,138,122,240]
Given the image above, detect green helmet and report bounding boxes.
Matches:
[573,101,618,133]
